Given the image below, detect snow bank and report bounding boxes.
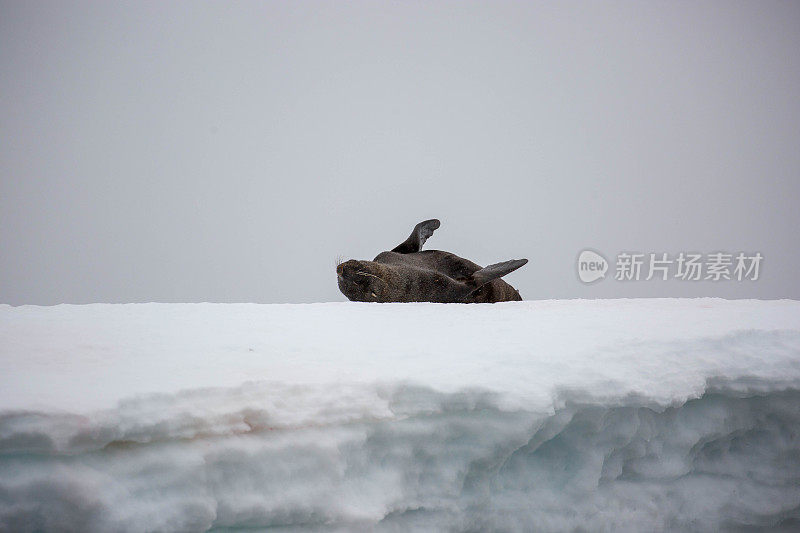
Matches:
[1,299,799,531]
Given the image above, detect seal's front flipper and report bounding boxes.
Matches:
[391,219,441,254]
[472,259,528,287]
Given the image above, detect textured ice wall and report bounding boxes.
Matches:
[1,300,799,531]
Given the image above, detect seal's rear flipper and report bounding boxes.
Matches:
[391,219,441,254]
[472,259,528,287]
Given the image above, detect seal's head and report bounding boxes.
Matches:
[336,260,392,302]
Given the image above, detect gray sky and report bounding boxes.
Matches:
[1,0,799,304]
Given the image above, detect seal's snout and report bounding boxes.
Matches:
[337,260,364,282]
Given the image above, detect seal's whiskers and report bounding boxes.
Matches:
[356,271,384,282]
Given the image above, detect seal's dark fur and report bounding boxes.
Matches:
[337,219,527,303]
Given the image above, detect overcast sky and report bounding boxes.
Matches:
[1,1,799,304]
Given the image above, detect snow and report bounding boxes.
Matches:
[1,299,799,531]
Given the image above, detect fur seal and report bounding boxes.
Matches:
[337,219,528,303]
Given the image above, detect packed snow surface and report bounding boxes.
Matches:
[1,299,799,531]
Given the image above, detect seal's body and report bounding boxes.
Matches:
[337,219,527,303]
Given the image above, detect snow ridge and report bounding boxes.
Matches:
[1,384,799,531]
[0,300,799,531]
